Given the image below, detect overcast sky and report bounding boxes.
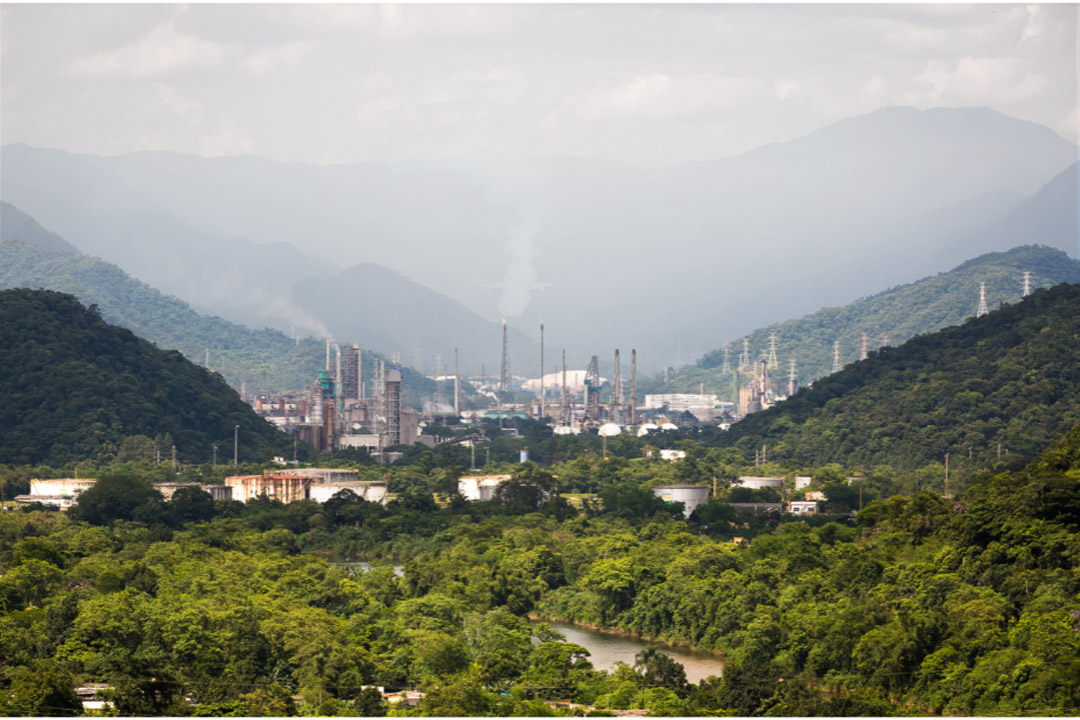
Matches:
[1,3,1077,167]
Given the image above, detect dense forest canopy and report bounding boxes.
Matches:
[1,422,1078,716]
[704,281,1080,470]
[0,289,293,465]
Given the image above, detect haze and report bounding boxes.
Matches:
[1,4,1077,372]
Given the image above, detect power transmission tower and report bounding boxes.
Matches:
[630,349,637,425]
[788,358,797,396]
[1022,271,1032,298]
[767,333,779,370]
[976,281,989,317]
[832,340,842,373]
[860,332,868,361]
[739,339,750,370]
[722,343,731,374]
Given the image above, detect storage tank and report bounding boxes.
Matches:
[650,484,711,518]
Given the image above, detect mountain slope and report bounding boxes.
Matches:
[3,106,1074,362]
[0,240,447,403]
[709,281,1080,469]
[0,289,293,465]
[1,201,80,254]
[659,245,1080,397]
[292,263,540,375]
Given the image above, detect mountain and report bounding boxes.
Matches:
[0,239,450,404]
[292,263,539,377]
[651,245,1080,398]
[2,106,1075,364]
[0,288,293,466]
[968,161,1079,259]
[707,281,1080,470]
[0,201,80,254]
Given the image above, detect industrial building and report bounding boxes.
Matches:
[458,474,513,502]
[736,476,785,489]
[224,468,390,505]
[650,484,711,517]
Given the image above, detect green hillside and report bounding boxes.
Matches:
[0,240,450,404]
[647,245,1080,398]
[707,281,1080,470]
[0,289,293,465]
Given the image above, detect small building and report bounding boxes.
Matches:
[30,478,97,497]
[645,449,686,462]
[152,482,202,501]
[14,494,78,511]
[795,475,813,490]
[200,484,233,501]
[651,484,710,517]
[75,684,113,712]
[308,481,388,505]
[789,500,822,515]
[736,476,784,489]
[383,690,424,707]
[726,502,784,514]
[225,473,315,504]
[805,490,826,501]
[458,474,512,502]
[274,467,360,484]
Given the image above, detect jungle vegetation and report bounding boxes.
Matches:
[1,423,1078,716]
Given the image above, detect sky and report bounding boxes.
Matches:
[1,3,1077,167]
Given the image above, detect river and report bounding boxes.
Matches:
[544,621,724,684]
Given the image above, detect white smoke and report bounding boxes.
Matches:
[497,217,551,318]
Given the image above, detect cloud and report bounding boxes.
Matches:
[900,57,1049,107]
[67,22,226,79]
[577,72,761,121]
[244,40,315,75]
[155,83,205,120]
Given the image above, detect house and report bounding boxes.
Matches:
[789,500,822,515]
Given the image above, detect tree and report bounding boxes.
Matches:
[6,659,82,716]
[634,646,687,691]
[169,486,217,526]
[70,469,164,525]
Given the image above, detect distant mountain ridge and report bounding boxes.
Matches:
[2,106,1075,364]
[644,245,1080,399]
[0,237,450,404]
[708,280,1080,469]
[0,201,80,255]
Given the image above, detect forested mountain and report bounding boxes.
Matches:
[0,289,294,465]
[707,281,1080,469]
[0,201,80,255]
[652,245,1080,397]
[0,241,450,403]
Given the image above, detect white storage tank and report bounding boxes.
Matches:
[650,484,711,518]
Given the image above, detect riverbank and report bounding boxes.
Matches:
[529,614,725,656]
